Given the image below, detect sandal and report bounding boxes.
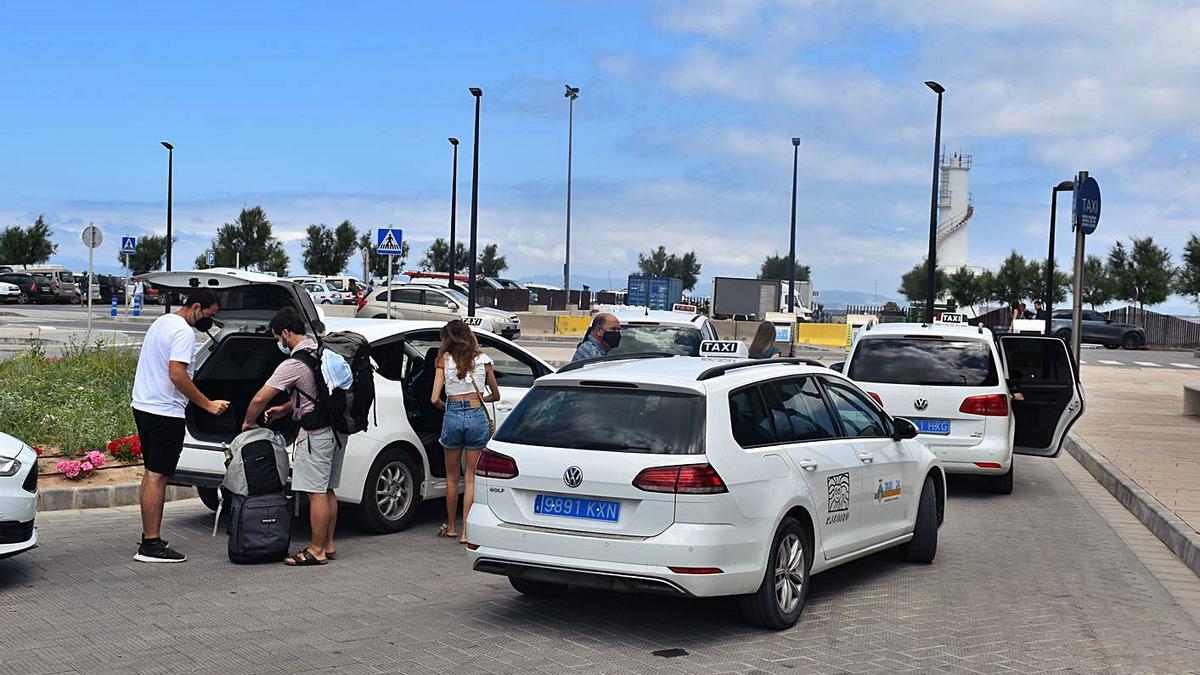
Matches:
[325,550,337,561]
[437,523,458,539]
[284,549,327,566]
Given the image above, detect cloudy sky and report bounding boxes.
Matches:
[2,1,1198,310]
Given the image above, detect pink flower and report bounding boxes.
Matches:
[57,460,82,479]
[80,461,94,472]
[85,451,106,468]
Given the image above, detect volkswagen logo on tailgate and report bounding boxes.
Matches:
[563,466,583,488]
[913,398,929,412]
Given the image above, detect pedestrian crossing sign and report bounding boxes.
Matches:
[376,227,404,256]
[120,236,137,255]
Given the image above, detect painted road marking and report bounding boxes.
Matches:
[1171,363,1198,369]
[1098,360,1123,365]
[1133,361,1161,367]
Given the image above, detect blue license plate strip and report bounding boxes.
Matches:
[913,418,951,435]
[533,494,621,522]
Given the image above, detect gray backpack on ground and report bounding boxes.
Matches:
[213,428,292,564]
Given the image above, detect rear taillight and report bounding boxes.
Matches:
[475,449,519,479]
[668,566,723,574]
[866,391,883,407]
[30,284,38,292]
[633,463,727,494]
[959,394,1009,417]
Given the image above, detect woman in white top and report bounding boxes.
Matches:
[431,319,500,544]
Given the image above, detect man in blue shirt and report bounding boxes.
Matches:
[571,313,621,363]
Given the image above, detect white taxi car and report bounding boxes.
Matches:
[139,269,552,532]
[0,281,20,304]
[839,322,1084,494]
[299,280,342,305]
[466,344,945,629]
[601,306,720,357]
[0,432,38,559]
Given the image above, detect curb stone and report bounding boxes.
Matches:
[1065,433,1200,578]
[36,484,196,512]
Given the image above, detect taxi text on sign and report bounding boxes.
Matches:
[376,227,404,256]
[1073,176,1101,235]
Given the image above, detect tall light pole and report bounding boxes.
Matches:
[448,137,460,292]
[1044,180,1075,335]
[467,87,482,317]
[563,84,579,293]
[161,141,174,313]
[923,81,945,324]
[787,137,801,314]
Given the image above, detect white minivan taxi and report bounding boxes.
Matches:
[467,349,945,629]
[838,322,1084,494]
[139,269,552,532]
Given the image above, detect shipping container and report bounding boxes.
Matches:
[626,275,683,311]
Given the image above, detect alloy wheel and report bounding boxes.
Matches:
[375,461,413,521]
[774,533,805,613]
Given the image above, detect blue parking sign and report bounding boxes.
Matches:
[376,227,404,256]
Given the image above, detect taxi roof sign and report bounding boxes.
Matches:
[935,312,966,325]
[699,340,748,359]
[672,303,697,314]
[459,316,494,332]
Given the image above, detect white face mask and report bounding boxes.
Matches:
[277,333,291,355]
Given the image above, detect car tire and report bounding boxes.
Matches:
[321,300,331,305]
[197,487,221,512]
[1121,332,1144,350]
[16,293,28,305]
[358,447,422,533]
[899,476,939,563]
[988,465,1014,495]
[1103,342,1120,350]
[737,516,811,630]
[508,576,567,597]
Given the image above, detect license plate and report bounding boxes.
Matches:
[533,494,620,522]
[913,418,951,435]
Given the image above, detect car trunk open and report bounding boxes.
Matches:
[186,332,299,444]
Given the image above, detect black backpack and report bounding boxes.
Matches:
[290,331,375,435]
[218,429,292,565]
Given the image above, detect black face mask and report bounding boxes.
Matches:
[194,315,214,333]
[601,330,621,349]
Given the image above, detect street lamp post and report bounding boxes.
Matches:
[448,137,460,292]
[161,141,174,313]
[563,84,579,293]
[1044,180,1075,335]
[467,87,483,317]
[787,137,801,314]
[923,81,945,324]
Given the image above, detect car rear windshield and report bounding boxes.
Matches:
[611,325,702,356]
[848,337,999,387]
[494,385,705,454]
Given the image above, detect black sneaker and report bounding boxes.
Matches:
[134,538,187,563]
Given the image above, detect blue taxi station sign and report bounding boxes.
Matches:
[1073,176,1101,235]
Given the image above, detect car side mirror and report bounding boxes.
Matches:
[892,417,919,441]
[827,361,844,373]
[1104,318,1112,324]
[446,301,458,310]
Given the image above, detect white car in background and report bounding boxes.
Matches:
[468,349,945,629]
[139,269,550,532]
[0,281,20,303]
[357,284,522,340]
[299,280,342,305]
[600,307,720,357]
[0,432,38,559]
[838,322,1085,494]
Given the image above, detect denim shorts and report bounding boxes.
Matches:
[439,400,491,450]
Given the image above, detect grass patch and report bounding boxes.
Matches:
[0,342,139,455]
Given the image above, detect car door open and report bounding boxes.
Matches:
[999,336,1084,457]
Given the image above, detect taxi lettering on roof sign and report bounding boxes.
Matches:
[460,316,494,332]
[698,340,748,358]
[936,312,965,325]
[672,303,697,314]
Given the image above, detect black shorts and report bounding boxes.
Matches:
[133,409,187,476]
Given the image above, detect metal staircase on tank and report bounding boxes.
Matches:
[937,192,974,244]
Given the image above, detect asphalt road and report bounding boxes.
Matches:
[1,454,1198,674]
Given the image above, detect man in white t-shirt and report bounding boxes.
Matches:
[131,289,229,563]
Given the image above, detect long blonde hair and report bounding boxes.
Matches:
[439,320,481,379]
[749,320,776,357]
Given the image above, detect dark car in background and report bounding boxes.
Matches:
[1051,309,1145,349]
[0,273,56,304]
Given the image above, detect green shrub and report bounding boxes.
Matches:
[0,341,139,455]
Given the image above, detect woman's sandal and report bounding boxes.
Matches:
[437,523,458,539]
[325,550,337,561]
[285,549,327,566]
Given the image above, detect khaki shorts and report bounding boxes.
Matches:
[291,428,346,494]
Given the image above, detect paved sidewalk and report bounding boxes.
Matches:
[1075,365,1200,537]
